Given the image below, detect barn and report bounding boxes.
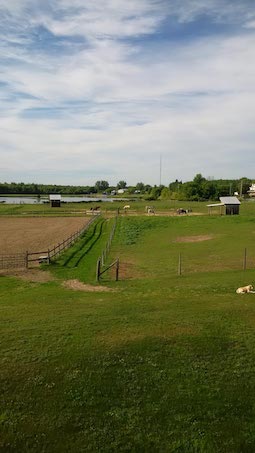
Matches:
[49,194,61,207]
[207,196,240,215]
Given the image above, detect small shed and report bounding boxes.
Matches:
[207,196,240,215]
[220,197,240,215]
[49,194,61,207]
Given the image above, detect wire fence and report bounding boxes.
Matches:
[177,247,254,276]
[0,215,100,270]
[96,214,119,281]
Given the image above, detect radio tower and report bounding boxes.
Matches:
[159,155,162,186]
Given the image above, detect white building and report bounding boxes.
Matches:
[248,184,255,197]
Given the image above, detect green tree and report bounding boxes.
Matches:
[169,179,182,192]
[182,174,207,200]
[144,184,152,193]
[239,177,252,196]
[135,182,145,192]
[116,181,127,190]
[148,186,162,200]
[201,181,217,200]
[193,173,206,186]
[94,181,109,193]
[160,187,171,199]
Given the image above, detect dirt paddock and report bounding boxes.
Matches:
[0,217,90,254]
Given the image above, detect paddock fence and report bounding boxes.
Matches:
[0,253,28,270]
[0,215,100,270]
[176,247,254,276]
[96,215,119,281]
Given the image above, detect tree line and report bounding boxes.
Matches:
[0,175,252,201]
[165,175,252,201]
[0,182,97,195]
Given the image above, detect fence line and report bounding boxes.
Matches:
[96,215,119,281]
[0,253,27,270]
[28,214,100,265]
[0,215,100,270]
[176,247,252,276]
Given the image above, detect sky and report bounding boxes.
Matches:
[1,0,255,186]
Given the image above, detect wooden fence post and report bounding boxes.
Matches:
[116,258,119,281]
[48,249,50,265]
[96,258,101,281]
[243,247,247,271]
[178,253,182,276]
[25,251,28,269]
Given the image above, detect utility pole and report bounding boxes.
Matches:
[159,155,162,186]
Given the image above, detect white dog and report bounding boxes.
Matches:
[236,284,254,294]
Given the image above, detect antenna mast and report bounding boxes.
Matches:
[159,155,162,186]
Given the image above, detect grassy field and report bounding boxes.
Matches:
[0,197,255,217]
[0,198,218,216]
[1,203,255,452]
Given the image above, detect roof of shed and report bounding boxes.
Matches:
[49,194,61,201]
[220,196,240,205]
[207,203,224,207]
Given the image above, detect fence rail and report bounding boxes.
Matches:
[0,253,27,270]
[0,215,100,270]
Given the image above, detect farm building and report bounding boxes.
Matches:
[248,183,255,197]
[207,196,240,215]
[220,197,240,215]
[49,194,61,207]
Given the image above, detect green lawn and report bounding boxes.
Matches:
[1,209,255,452]
[49,216,115,283]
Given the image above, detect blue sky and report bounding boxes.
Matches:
[1,0,255,186]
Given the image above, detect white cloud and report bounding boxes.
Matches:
[1,1,255,184]
[167,0,254,23]
[245,20,255,29]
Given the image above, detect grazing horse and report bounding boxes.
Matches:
[123,205,130,214]
[177,208,187,215]
[90,206,100,213]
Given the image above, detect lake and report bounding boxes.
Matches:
[0,196,114,205]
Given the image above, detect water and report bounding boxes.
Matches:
[0,196,114,205]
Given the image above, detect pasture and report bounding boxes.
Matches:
[0,198,209,217]
[1,202,255,452]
